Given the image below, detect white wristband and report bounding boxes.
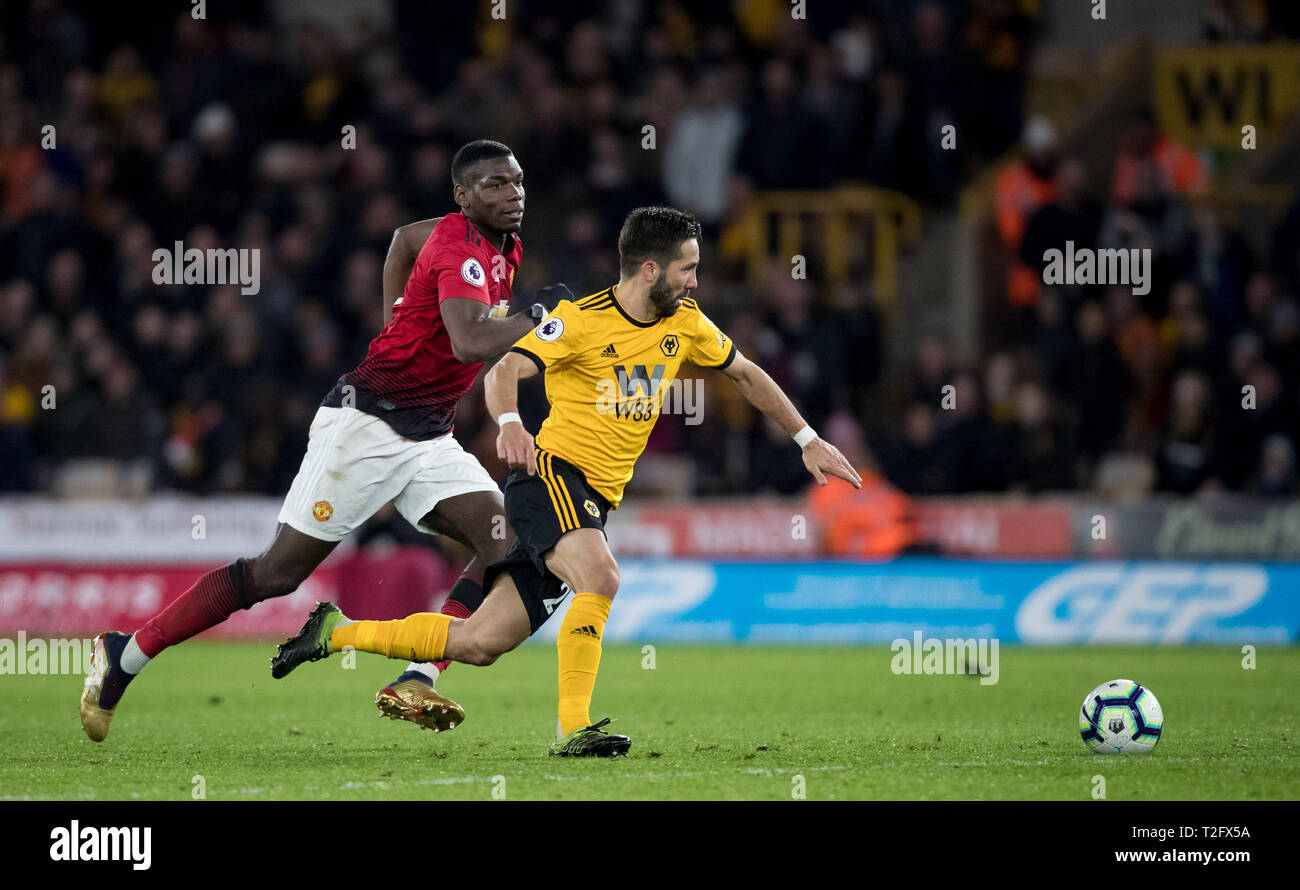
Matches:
[497,412,523,427]
[793,425,817,448]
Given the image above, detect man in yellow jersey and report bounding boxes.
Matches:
[271,207,862,756]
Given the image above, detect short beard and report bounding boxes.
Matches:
[649,273,683,317]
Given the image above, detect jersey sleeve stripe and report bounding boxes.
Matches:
[710,341,738,371]
[510,346,546,374]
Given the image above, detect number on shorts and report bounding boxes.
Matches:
[543,583,575,615]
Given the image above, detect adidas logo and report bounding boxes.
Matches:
[570,624,600,639]
[600,343,619,358]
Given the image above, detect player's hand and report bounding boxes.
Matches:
[528,283,574,325]
[497,420,536,475]
[802,438,862,489]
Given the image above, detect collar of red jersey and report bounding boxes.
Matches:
[459,211,517,255]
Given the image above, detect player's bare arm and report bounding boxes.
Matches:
[484,350,539,475]
[720,353,862,489]
[440,296,536,364]
[383,218,439,324]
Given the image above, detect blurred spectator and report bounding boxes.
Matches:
[1005,379,1076,492]
[1202,0,1271,41]
[1219,357,1288,489]
[663,68,744,225]
[1020,157,1102,307]
[754,265,846,423]
[1270,194,1300,294]
[855,66,924,196]
[96,46,158,120]
[1266,0,1300,37]
[895,2,965,202]
[994,117,1060,313]
[907,332,953,407]
[1175,206,1252,330]
[1111,107,1207,208]
[1253,433,1297,496]
[0,107,45,222]
[1162,280,1219,379]
[1155,370,1222,494]
[735,58,828,190]
[1066,301,1131,463]
[746,415,817,495]
[877,403,951,494]
[0,364,35,491]
[1028,287,1073,395]
[963,0,1039,160]
[1265,296,1299,387]
[937,368,1006,492]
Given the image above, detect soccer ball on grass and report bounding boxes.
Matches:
[1078,679,1163,755]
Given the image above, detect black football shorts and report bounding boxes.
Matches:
[483,447,611,633]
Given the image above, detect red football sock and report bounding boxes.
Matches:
[431,597,473,674]
[133,561,250,658]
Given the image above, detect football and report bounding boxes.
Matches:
[1079,679,1164,755]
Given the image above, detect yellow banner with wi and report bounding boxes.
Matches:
[1156,45,1300,149]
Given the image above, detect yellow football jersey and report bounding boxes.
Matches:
[509,285,738,507]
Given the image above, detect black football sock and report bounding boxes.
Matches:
[97,633,134,710]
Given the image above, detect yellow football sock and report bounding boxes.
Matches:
[330,613,450,663]
[556,592,611,736]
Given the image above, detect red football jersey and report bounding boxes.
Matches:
[324,212,523,439]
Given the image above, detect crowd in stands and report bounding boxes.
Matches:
[0,0,1034,499]
[0,0,1295,503]
[890,104,1300,498]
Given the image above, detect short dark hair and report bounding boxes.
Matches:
[617,206,702,277]
[451,140,514,187]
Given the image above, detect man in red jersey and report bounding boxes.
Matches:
[80,140,566,741]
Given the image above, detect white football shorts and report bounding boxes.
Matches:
[278,406,499,542]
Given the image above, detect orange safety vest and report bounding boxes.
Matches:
[1111,135,1207,205]
[994,161,1059,307]
[806,469,916,557]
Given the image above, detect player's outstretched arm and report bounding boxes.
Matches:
[720,353,862,489]
[442,298,535,364]
[485,351,541,475]
[383,218,440,325]
[442,285,574,365]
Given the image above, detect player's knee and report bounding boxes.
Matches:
[247,555,311,602]
[461,640,505,666]
[474,531,513,566]
[458,624,521,666]
[584,561,620,599]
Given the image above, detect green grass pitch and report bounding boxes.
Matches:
[1,643,1296,800]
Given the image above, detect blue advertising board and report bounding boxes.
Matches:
[532,559,1300,645]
